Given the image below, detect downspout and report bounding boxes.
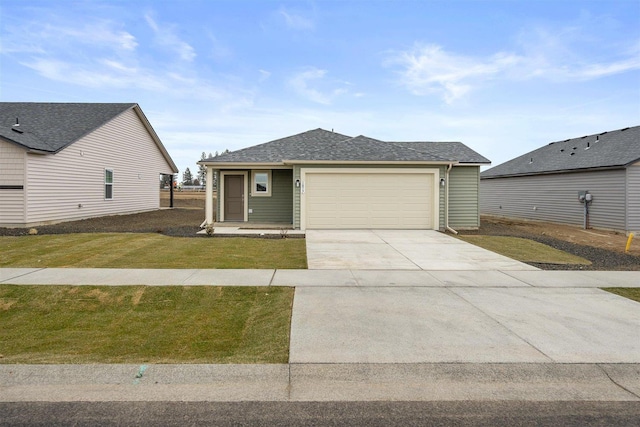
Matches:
[445,163,458,235]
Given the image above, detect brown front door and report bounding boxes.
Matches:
[224,175,244,221]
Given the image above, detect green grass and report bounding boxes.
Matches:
[0,234,307,269]
[0,285,293,364]
[457,235,591,265]
[604,288,640,303]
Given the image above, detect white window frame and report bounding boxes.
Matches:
[105,169,113,200]
[251,170,271,197]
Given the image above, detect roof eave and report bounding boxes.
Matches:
[198,161,288,168]
[481,164,629,179]
[132,105,179,173]
[456,162,491,166]
[283,160,459,165]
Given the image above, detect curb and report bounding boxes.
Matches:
[1,363,639,402]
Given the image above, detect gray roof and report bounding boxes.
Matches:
[204,128,490,164]
[0,102,136,153]
[482,125,640,179]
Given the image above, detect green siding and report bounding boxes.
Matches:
[448,166,480,229]
[248,169,293,223]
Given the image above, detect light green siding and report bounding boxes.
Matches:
[448,166,480,229]
[248,169,293,223]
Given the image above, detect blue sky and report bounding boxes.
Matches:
[1,0,639,177]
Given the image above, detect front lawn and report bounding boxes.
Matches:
[0,285,293,364]
[457,235,591,265]
[0,234,307,269]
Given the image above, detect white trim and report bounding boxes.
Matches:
[205,166,214,225]
[104,168,114,200]
[251,170,272,197]
[300,167,440,231]
[219,171,248,222]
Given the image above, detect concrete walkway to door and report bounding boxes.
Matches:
[305,230,538,270]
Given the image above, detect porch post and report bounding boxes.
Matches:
[169,174,174,208]
[205,166,214,225]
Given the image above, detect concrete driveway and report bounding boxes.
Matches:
[305,229,537,270]
[290,285,640,364]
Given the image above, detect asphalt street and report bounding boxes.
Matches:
[2,401,640,427]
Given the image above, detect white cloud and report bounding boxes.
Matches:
[388,33,640,103]
[386,44,522,103]
[278,8,314,30]
[2,11,244,104]
[289,67,349,105]
[144,14,196,62]
[1,20,137,54]
[259,69,271,82]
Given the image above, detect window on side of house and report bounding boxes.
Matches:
[105,169,113,199]
[252,170,271,196]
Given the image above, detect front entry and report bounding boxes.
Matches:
[224,174,244,221]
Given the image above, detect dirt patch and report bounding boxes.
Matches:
[0,192,209,238]
[458,216,640,271]
[160,190,208,209]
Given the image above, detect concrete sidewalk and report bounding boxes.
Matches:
[2,267,639,288]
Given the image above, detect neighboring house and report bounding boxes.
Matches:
[198,128,490,231]
[0,103,178,227]
[480,125,640,234]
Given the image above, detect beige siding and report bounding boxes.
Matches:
[303,171,435,229]
[449,166,480,229]
[0,139,26,224]
[24,108,175,225]
[293,164,446,230]
[627,162,640,232]
[481,169,627,231]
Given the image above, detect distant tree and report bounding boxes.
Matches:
[182,168,193,186]
[193,178,200,187]
[160,174,173,189]
[197,152,207,184]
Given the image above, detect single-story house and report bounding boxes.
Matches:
[480,125,640,234]
[198,128,490,231]
[0,102,178,227]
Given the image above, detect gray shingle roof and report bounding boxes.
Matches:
[481,125,640,179]
[204,128,490,164]
[0,102,136,153]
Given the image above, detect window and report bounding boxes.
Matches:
[252,170,271,196]
[105,169,113,199]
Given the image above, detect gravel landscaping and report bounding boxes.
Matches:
[458,219,640,271]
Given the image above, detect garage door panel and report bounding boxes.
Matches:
[305,172,435,229]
